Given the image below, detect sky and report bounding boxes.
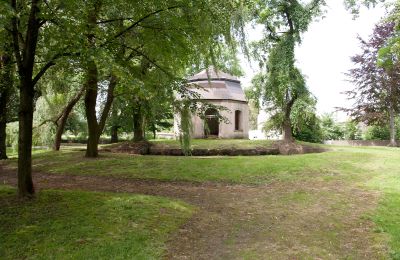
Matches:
[240,0,389,121]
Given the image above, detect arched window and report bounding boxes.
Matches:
[235,110,241,131]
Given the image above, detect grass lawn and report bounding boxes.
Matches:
[0,185,194,259]
[5,146,384,184]
[2,143,400,258]
[5,147,48,158]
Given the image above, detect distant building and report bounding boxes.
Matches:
[174,67,249,139]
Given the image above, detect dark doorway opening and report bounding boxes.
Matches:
[204,108,219,137]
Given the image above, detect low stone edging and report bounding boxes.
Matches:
[104,141,327,156]
[323,140,398,147]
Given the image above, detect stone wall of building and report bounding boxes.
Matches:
[190,100,249,139]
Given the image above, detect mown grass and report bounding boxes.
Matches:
[5,147,48,158]
[0,185,194,259]
[2,147,376,185]
[2,143,400,257]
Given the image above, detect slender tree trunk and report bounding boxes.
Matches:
[0,120,6,160]
[0,51,12,160]
[12,0,41,197]
[133,104,145,142]
[84,1,118,156]
[18,77,35,197]
[84,1,101,157]
[389,105,397,146]
[111,126,119,143]
[53,86,85,151]
[97,74,117,142]
[0,112,7,160]
[84,61,99,157]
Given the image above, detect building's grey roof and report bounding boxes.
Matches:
[188,67,240,82]
[188,67,247,102]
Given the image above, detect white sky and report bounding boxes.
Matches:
[240,0,389,121]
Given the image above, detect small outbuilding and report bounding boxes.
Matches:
[175,67,249,139]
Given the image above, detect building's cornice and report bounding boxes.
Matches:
[188,78,241,84]
[197,98,248,104]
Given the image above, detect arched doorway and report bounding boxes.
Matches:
[204,108,219,137]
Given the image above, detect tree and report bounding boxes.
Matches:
[251,0,325,142]
[291,95,323,143]
[320,114,345,140]
[34,65,86,150]
[7,0,76,197]
[344,0,386,15]
[0,27,14,160]
[343,22,400,146]
[5,0,247,196]
[344,120,362,140]
[293,115,323,143]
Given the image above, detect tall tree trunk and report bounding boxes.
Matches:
[97,74,117,142]
[0,117,7,160]
[389,105,397,146]
[84,71,117,156]
[111,126,119,143]
[53,86,85,151]
[0,49,12,160]
[0,94,8,160]
[282,87,297,143]
[133,104,144,142]
[11,0,41,197]
[84,61,99,157]
[18,77,35,197]
[84,1,101,157]
[282,115,293,142]
[283,97,294,142]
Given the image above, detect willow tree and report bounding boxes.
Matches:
[251,0,325,142]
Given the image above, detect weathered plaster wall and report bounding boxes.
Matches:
[191,100,249,139]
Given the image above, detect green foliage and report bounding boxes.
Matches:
[177,100,193,156]
[245,89,260,130]
[320,114,345,140]
[0,186,194,259]
[344,120,362,140]
[364,124,391,140]
[293,116,323,143]
[64,108,88,139]
[5,122,18,151]
[251,0,325,139]
[363,117,400,140]
[344,0,386,16]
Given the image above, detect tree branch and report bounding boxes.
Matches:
[32,51,79,86]
[123,45,174,78]
[100,5,182,47]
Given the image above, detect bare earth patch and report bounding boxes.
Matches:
[0,165,387,259]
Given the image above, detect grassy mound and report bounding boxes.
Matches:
[0,186,194,259]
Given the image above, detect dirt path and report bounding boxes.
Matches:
[0,165,387,259]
